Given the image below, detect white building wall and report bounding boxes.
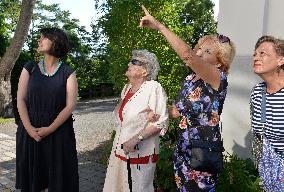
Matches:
[217,0,284,158]
[265,1,284,38]
[218,0,265,56]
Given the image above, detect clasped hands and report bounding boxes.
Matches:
[26,126,54,142]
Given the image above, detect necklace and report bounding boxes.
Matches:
[39,59,62,77]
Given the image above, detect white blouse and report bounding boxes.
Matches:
[113,80,169,158]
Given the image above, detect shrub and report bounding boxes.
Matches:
[216,153,262,192]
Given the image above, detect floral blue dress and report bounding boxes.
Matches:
[173,71,228,192]
[259,137,284,192]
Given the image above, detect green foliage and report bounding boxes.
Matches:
[0,14,9,56]
[154,120,178,192]
[95,0,217,101]
[0,117,15,124]
[0,0,21,33]
[0,0,111,100]
[155,142,176,192]
[181,0,217,46]
[154,119,178,192]
[216,153,262,192]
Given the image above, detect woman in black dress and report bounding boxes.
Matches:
[16,27,79,192]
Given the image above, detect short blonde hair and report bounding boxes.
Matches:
[195,34,236,74]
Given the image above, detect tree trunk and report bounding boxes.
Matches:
[0,77,13,117]
[0,0,36,117]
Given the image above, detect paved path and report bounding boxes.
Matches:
[0,98,118,192]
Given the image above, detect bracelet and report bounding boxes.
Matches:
[137,134,144,142]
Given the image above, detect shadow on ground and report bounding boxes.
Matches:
[74,98,119,115]
[232,131,253,160]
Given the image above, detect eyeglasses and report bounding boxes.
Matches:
[217,33,230,44]
[130,59,145,66]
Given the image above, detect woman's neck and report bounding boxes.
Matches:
[44,55,59,67]
[129,78,147,93]
[263,71,284,93]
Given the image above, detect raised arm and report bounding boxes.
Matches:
[140,5,221,90]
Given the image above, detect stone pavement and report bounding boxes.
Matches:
[0,132,107,192]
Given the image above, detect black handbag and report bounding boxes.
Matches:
[189,139,224,174]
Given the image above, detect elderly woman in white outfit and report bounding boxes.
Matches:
[103,49,169,192]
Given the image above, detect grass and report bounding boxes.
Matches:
[98,130,116,166]
[0,117,15,124]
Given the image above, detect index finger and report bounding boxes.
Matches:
[141,5,150,15]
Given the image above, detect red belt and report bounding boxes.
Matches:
[114,151,158,164]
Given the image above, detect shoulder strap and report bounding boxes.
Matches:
[260,85,267,123]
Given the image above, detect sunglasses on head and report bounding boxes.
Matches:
[217,33,230,44]
[130,59,145,66]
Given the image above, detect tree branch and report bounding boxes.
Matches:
[0,0,36,79]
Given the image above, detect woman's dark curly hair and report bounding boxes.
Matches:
[40,27,69,58]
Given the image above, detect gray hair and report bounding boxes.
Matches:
[132,49,160,80]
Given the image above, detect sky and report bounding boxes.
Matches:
[42,0,219,32]
[212,0,219,19]
[42,0,96,32]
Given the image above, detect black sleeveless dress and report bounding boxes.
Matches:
[16,61,79,192]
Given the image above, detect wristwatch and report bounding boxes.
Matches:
[137,134,144,142]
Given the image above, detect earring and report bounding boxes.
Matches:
[276,65,283,72]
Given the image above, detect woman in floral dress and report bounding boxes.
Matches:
[140,6,235,191]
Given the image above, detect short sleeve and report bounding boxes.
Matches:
[148,82,169,135]
[23,60,36,75]
[62,64,75,79]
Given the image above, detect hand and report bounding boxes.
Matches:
[139,5,161,30]
[169,105,180,118]
[281,178,284,182]
[143,106,160,122]
[122,137,139,155]
[26,127,41,142]
[37,127,53,139]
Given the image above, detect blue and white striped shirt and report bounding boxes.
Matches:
[250,82,284,157]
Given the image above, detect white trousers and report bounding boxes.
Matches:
[103,151,156,192]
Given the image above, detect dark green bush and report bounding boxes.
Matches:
[216,153,262,192]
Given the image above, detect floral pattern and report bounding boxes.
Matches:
[173,71,228,192]
[258,137,284,192]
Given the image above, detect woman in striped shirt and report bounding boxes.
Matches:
[250,35,284,191]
